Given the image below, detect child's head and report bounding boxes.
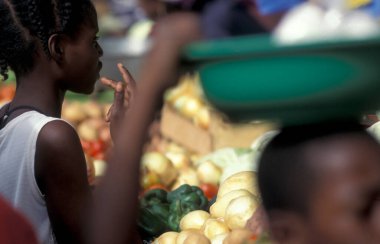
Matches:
[258,121,380,243]
[0,0,103,93]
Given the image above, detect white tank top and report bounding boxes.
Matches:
[0,110,61,244]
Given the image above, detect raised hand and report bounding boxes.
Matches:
[100,63,136,141]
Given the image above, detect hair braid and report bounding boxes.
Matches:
[51,0,62,32]
[0,59,9,81]
[57,1,72,32]
[12,0,54,55]
[0,0,95,81]
[0,0,34,80]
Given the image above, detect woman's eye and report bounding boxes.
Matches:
[93,36,99,46]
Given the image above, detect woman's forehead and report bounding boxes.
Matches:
[85,7,99,29]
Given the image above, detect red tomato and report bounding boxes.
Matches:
[81,140,92,154]
[249,234,258,241]
[139,183,167,198]
[89,139,105,157]
[93,152,105,160]
[200,183,218,200]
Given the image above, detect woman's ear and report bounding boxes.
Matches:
[48,34,64,63]
[267,210,310,244]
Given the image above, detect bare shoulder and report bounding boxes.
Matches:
[35,120,90,243]
[35,119,88,195]
[35,119,86,175]
[37,119,79,147]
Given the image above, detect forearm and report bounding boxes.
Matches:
[90,13,202,244]
[90,87,162,244]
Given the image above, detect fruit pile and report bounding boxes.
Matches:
[139,171,268,244]
[1,76,270,242]
[62,100,112,185]
[164,74,210,130]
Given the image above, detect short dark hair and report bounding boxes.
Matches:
[0,0,95,80]
[257,120,370,215]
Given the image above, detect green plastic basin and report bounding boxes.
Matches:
[183,34,380,125]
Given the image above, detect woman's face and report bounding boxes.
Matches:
[60,9,103,94]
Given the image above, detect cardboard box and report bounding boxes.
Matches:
[160,105,275,154]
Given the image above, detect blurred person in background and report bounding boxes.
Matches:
[93,1,380,243]
[91,1,307,243]
[109,0,144,28]
[258,121,380,243]
[0,196,38,244]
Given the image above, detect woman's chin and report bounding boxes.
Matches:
[83,86,96,95]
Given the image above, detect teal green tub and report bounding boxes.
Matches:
[183,34,380,125]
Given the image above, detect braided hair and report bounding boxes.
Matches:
[0,0,95,81]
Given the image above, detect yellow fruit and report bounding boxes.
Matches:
[217,171,257,199]
[210,190,253,218]
[62,102,86,123]
[82,101,103,118]
[93,159,107,177]
[155,232,179,244]
[171,167,200,190]
[165,151,191,169]
[193,107,210,129]
[225,195,258,230]
[176,230,209,244]
[180,210,210,231]
[77,121,98,141]
[223,228,255,244]
[142,152,177,186]
[197,161,222,185]
[209,233,228,244]
[202,218,230,240]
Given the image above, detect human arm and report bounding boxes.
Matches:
[35,120,92,244]
[90,13,202,244]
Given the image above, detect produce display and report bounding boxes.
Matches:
[138,184,209,238]
[0,74,272,243]
[146,171,269,244]
[0,82,16,106]
[138,74,275,242]
[62,99,111,185]
[164,73,210,130]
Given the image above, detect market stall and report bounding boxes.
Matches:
[2,1,380,243]
[0,68,274,243]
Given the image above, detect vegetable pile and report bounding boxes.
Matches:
[139,171,268,244]
[138,184,209,238]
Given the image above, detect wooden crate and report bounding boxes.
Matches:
[160,105,275,154]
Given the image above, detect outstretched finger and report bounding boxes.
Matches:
[100,77,118,90]
[117,63,136,89]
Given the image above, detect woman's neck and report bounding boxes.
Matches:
[11,71,65,118]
